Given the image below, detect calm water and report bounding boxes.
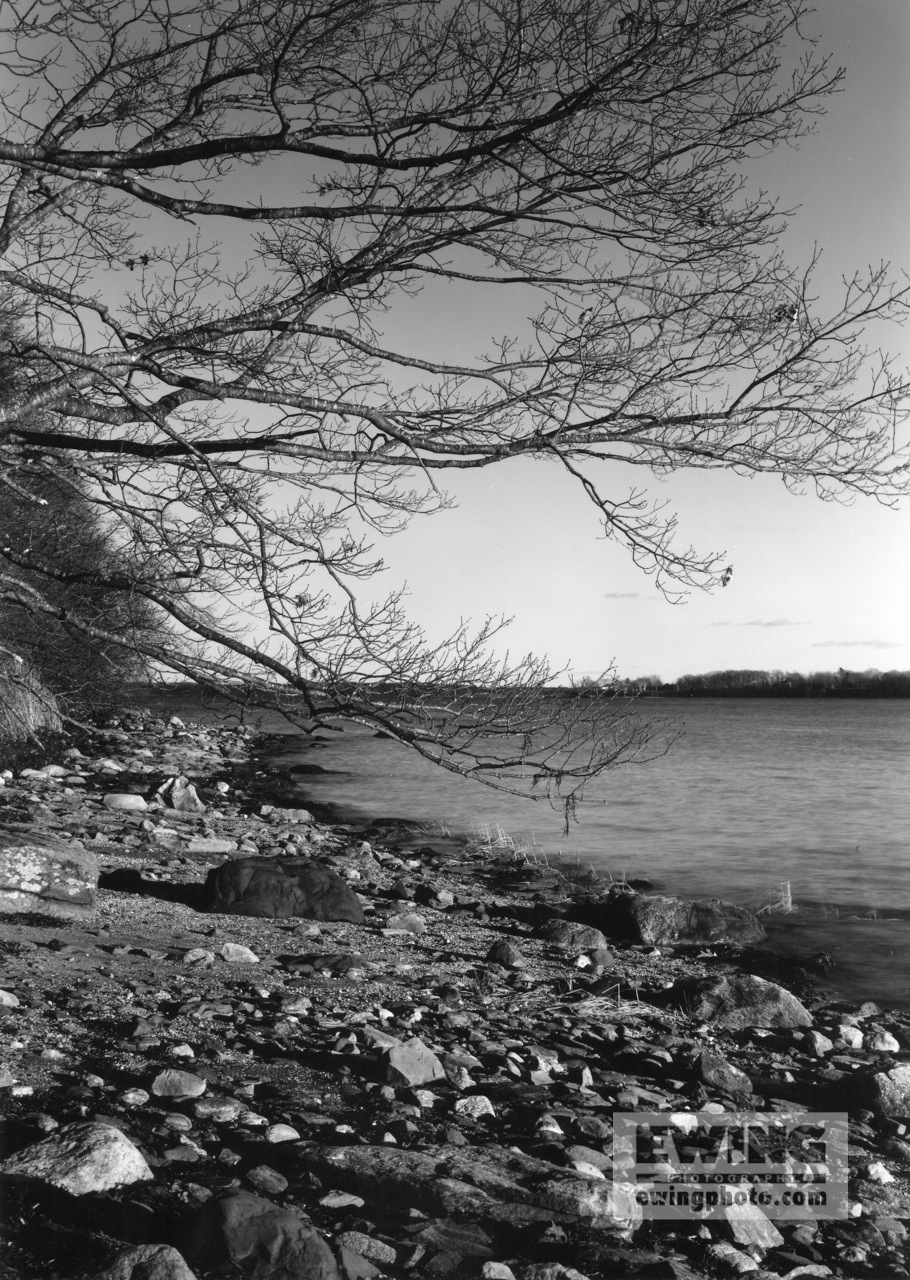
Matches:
[258,699,910,1009]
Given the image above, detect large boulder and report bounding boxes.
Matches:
[0,829,98,920]
[674,973,812,1029]
[202,856,365,923]
[573,888,765,946]
[0,1121,153,1195]
[182,1190,340,1280]
[287,1141,642,1235]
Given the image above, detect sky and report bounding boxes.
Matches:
[361,1,910,684]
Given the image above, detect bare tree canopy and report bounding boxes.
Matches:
[0,0,907,806]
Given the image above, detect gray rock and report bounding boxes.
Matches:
[521,1268,592,1280]
[245,1164,288,1195]
[536,919,609,952]
[454,1095,496,1119]
[151,1070,207,1101]
[696,1050,754,1096]
[154,776,206,813]
[0,1121,153,1194]
[485,940,526,968]
[103,793,148,811]
[96,1244,198,1280]
[578,888,765,946]
[0,830,98,920]
[183,1189,340,1280]
[723,1201,784,1249]
[676,973,812,1029]
[869,1065,910,1119]
[385,911,427,934]
[220,942,260,963]
[187,836,238,854]
[705,1242,759,1275]
[202,856,365,923]
[290,1141,642,1234]
[385,1037,447,1087]
[335,1232,397,1265]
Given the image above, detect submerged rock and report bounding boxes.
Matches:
[574,887,765,946]
[202,856,365,922]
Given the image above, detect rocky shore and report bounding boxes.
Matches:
[0,710,909,1280]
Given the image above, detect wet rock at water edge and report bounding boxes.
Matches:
[182,1189,340,1280]
[0,1121,153,1194]
[0,829,98,920]
[202,856,366,922]
[574,886,765,946]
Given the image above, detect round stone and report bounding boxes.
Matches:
[103,794,148,811]
[118,1089,150,1107]
[265,1123,300,1143]
[150,1070,207,1100]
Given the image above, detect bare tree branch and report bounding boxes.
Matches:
[0,0,907,811]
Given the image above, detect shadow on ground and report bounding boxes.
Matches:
[99,867,207,911]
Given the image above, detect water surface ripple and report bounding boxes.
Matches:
[263,699,910,1008]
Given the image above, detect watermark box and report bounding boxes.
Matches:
[614,1110,849,1221]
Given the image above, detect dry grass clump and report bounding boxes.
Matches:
[0,651,62,750]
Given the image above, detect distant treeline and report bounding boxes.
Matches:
[596,669,910,698]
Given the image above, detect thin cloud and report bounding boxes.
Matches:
[602,592,643,599]
[812,640,903,650]
[708,619,800,629]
